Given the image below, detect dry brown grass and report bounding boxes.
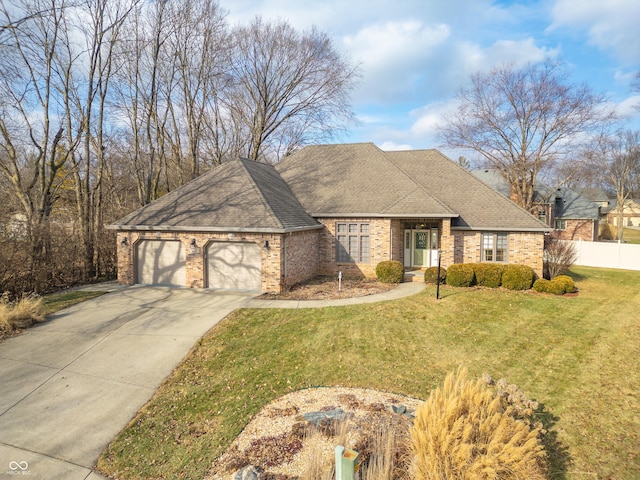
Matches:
[410,368,547,480]
[0,293,44,334]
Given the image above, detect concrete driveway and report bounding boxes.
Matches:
[0,286,257,479]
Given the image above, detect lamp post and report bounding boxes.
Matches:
[436,249,442,300]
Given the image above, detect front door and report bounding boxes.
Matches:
[404,227,439,268]
[413,230,430,267]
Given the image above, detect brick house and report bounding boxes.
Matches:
[472,169,600,242]
[109,143,549,293]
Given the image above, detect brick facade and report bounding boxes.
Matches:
[552,219,597,242]
[449,229,544,278]
[117,218,545,292]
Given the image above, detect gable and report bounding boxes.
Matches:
[276,143,456,218]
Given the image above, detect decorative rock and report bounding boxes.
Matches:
[232,465,263,480]
[302,408,349,426]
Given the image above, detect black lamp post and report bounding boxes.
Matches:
[436,249,442,300]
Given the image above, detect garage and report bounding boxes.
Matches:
[206,241,262,291]
[136,239,186,286]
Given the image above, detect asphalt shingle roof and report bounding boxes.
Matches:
[387,150,549,230]
[275,143,456,218]
[471,168,600,221]
[112,143,549,233]
[111,158,320,232]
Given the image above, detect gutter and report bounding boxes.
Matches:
[105,224,325,234]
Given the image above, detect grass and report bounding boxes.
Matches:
[97,266,640,480]
[623,228,640,244]
[41,290,106,315]
[0,290,106,342]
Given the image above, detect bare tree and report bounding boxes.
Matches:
[587,130,640,241]
[0,0,75,289]
[439,60,614,211]
[222,17,359,163]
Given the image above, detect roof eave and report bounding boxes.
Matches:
[311,213,459,219]
[106,224,324,234]
[451,226,551,232]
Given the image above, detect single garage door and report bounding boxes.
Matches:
[207,241,261,291]
[136,239,186,286]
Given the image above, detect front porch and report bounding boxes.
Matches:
[398,220,447,270]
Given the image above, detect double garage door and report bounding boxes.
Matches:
[136,239,261,291]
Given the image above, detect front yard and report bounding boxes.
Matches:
[98,266,640,479]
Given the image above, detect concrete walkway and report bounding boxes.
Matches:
[0,287,258,479]
[245,281,425,309]
[0,281,424,479]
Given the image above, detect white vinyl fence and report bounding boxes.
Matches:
[564,239,640,271]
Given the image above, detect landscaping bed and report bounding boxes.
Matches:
[258,276,396,300]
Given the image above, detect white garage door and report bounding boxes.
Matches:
[136,240,186,286]
[207,242,262,291]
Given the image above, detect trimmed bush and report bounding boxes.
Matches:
[502,264,535,290]
[473,263,504,288]
[547,279,566,295]
[533,278,550,293]
[424,266,446,285]
[410,368,547,480]
[375,260,404,284]
[533,277,571,295]
[445,264,475,287]
[554,275,576,293]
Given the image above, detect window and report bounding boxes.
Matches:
[537,209,546,223]
[336,222,370,262]
[482,233,508,262]
[554,219,566,230]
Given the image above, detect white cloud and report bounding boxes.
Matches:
[550,0,640,64]
[457,38,559,74]
[615,95,640,119]
[378,141,413,151]
[342,20,451,103]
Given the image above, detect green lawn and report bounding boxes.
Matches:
[41,290,106,315]
[98,267,640,479]
[623,228,640,244]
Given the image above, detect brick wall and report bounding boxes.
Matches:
[449,230,544,278]
[315,217,394,278]
[282,230,321,288]
[553,219,597,241]
[116,230,285,293]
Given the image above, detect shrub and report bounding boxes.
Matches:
[554,275,576,293]
[0,293,44,330]
[599,223,617,241]
[544,237,577,279]
[502,264,535,290]
[410,368,547,480]
[534,277,572,295]
[473,263,504,288]
[533,278,550,293]
[424,266,446,285]
[375,261,404,284]
[547,279,566,295]
[445,264,475,287]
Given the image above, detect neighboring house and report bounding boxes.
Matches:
[109,143,549,293]
[472,169,600,242]
[607,198,640,228]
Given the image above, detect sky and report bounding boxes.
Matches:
[219,0,640,161]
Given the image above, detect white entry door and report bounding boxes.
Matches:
[404,227,439,267]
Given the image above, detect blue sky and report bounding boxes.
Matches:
[221,0,640,158]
